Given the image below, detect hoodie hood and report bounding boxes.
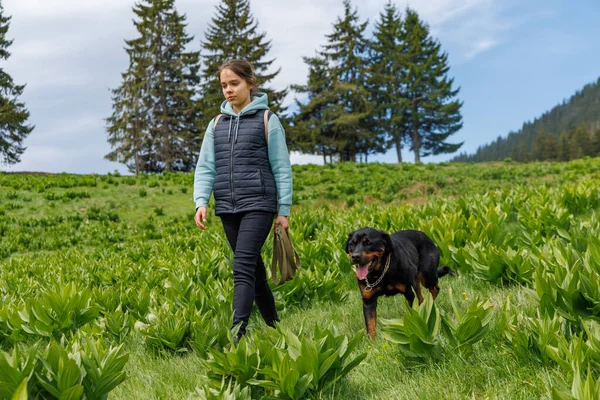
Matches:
[220,92,270,117]
[220,92,270,143]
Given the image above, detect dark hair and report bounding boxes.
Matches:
[218,60,259,95]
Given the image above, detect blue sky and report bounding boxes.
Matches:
[1,0,599,173]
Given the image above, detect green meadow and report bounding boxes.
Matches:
[1,159,600,399]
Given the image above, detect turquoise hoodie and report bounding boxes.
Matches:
[193,93,293,216]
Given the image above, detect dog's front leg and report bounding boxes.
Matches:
[362,298,378,340]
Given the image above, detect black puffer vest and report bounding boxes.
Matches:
[213,110,277,216]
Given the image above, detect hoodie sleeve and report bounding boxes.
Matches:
[193,120,216,209]
[267,114,293,216]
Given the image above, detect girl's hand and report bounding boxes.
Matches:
[195,207,208,230]
[274,216,289,232]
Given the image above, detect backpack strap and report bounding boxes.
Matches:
[213,114,223,128]
[263,110,270,145]
[214,111,271,144]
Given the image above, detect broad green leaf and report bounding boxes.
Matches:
[11,378,28,400]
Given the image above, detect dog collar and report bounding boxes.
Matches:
[364,254,391,292]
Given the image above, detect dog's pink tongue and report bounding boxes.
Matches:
[355,265,369,281]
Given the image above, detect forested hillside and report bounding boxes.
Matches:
[454,77,600,162]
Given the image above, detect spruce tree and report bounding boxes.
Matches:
[322,0,379,162]
[569,122,591,160]
[531,131,546,161]
[557,130,570,162]
[199,0,286,133]
[290,54,338,163]
[106,0,201,173]
[509,147,519,162]
[543,134,558,160]
[400,8,463,163]
[369,1,405,162]
[593,128,600,157]
[105,48,150,175]
[294,0,378,162]
[515,143,528,162]
[0,2,33,165]
[149,5,201,172]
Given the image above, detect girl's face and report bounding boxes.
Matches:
[220,68,252,113]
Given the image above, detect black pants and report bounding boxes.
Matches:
[220,210,279,337]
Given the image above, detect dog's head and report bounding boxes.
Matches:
[345,227,392,281]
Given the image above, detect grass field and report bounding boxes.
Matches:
[1,159,600,399]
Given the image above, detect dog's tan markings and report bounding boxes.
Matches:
[415,272,425,304]
[362,251,382,258]
[431,285,440,300]
[360,286,380,301]
[367,315,377,339]
[394,283,407,293]
[361,250,384,270]
[416,284,424,304]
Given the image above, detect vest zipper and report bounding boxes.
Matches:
[230,116,237,212]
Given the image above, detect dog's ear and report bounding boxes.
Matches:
[345,232,354,253]
[382,233,393,252]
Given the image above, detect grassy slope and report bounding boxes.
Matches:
[2,159,600,399]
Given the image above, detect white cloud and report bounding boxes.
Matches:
[3,0,130,19]
[464,38,499,60]
[248,0,512,100]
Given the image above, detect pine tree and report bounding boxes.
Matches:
[516,143,528,162]
[0,2,33,165]
[149,4,202,172]
[510,147,519,162]
[322,0,379,162]
[400,8,463,163]
[569,122,592,160]
[290,54,338,163]
[199,0,287,133]
[593,128,600,157]
[293,0,378,162]
[531,131,546,161]
[543,134,558,160]
[106,0,201,173]
[369,1,405,163]
[557,130,570,161]
[105,48,150,175]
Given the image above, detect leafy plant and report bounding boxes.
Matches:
[36,341,85,400]
[18,282,100,340]
[192,378,252,400]
[103,309,132,343]
[272,268,347,311]
[500,298,567,366]
[381,294,441,358]
[442,288,494,357]
[189,307,233,356]
[203,335,259,386]
[552,366,600,400]
[0,343,40,399]
[534,240,600,326]
[136,306,190,352]
[249,325,366,398]
[79,339,129,400]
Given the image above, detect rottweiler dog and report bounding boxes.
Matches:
[345,227,454,339]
